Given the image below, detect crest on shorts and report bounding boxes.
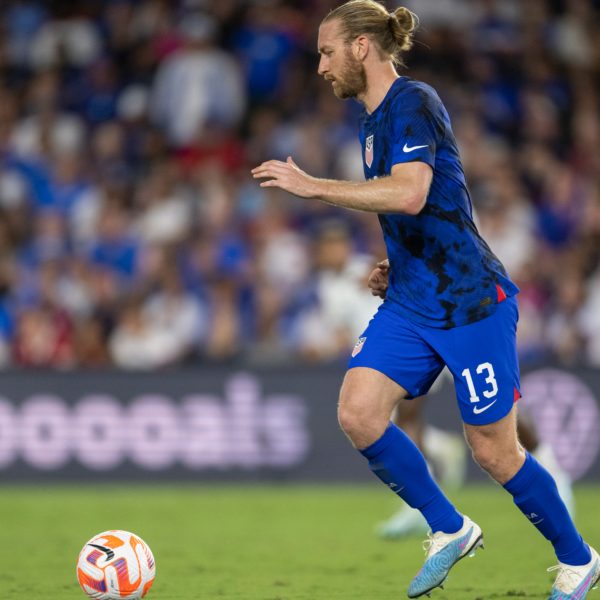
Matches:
[365,135,374,168]
[352,336,367,358]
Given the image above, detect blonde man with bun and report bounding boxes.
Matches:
[253,2,598,598]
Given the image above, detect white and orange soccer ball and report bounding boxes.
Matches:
[77,530,156,599]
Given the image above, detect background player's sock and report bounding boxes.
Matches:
[532,443,575,517]
[360,423,463,534]
[503,452,591,566]
[423,425,468,489]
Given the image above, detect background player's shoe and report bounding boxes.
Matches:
[407,516,483,598]
[377,505,429,539]
[547,546,600,599]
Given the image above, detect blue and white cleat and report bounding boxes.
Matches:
[547,546,600,599]
[407,515,483,598]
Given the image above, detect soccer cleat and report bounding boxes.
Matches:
[407,515,483,598]
[547,546,600,599]
[377,505,430,539]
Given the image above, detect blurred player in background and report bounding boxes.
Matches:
[253,1,598,597]
[367,259,574,539]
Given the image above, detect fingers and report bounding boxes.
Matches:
[368,271,388,294]
[251,159,295,179]
[251,161,283,179]
[259,179,281,188]
[251,161,287,188]
[368,265,389,301]
[370,287,387,298]
[370,281,388,293]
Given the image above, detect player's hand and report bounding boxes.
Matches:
[251,157,320,199]
[368,259,390,298]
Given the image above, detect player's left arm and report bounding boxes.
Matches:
[251,157,432,216]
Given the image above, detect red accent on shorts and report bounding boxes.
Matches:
[496,284,507,303]
[514,387,521,403]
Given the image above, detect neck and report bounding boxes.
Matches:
[358,63,399,114]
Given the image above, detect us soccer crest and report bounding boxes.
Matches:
[352,336,366,357]
[365,135,374,168]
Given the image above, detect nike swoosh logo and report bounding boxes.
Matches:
[473,400,497,415]
[88,543,115,561]
[403,143,428,153]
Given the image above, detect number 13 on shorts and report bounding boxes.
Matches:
[461,362,499,404]
[446,297,520,424]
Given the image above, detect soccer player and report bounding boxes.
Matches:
[252,1,599,597]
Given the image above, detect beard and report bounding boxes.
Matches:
[331,49,367,99]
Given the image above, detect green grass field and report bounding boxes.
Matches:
[2,484,599,600]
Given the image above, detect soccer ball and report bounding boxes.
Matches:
[77,530,156,599]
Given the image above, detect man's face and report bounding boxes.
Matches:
[317,19,367,100]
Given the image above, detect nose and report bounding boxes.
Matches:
[318,55,328,76]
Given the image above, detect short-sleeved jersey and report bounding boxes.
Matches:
[359,76,518,329]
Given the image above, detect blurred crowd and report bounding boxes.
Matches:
[0,0,598,370]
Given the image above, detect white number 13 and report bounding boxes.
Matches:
[461,362,498,403]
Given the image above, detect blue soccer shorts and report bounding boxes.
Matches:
[347,296,521,425]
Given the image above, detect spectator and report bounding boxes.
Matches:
[13,304,74,369]
[291,221,381,362]
[109,295,183,369]
[87,203,139,279]
[144,266,207,361]
[150,13,245,147]
[74,314,111,368]
[28,6,102,70]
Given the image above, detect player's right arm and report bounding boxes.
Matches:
[252,157,432,215]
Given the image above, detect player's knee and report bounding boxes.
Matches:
[471,444,501,475]
[337,401,365,440]
[471,443,523,482]
[337,397,387,448]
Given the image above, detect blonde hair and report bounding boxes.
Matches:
[323,0,418,67]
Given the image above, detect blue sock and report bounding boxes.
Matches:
[360,423,463,534]
[503,452,591,566]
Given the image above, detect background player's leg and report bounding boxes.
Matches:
[394,395,426,447]
[517,411,575,516]
[464,405,590,566]
[339,367,463,534]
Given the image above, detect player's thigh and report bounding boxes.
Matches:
[339,366,408,422]
[429,297,521,427]
[346,304,444,403]
[338,367,408,447]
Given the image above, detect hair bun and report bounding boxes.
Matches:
[389,6,418,52]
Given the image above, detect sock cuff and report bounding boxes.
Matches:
[359,423,398,460]
[503,452,539,495]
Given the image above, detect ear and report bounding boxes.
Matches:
[352,35,370,61]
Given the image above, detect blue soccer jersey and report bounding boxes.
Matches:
[359,77,518,328]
